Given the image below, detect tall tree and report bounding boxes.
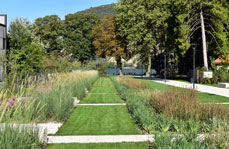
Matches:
[34,15,64,53]
[64,13,100,63]
[92,16,128,76]
[181,0,229,70]
[116,0,169,77]
[8,18,33,50]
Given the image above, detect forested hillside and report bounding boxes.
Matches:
[79,4,116,18]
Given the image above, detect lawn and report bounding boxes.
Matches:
[93,77,115,87]
[47,142,149,149]
[56,106,141,135]
[141,79,229,103]
[89,87,117,93]
[80,94,124,103]
[224,104,229,109]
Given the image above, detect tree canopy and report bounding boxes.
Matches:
[92,16,128,75]
[64,13,100,63]
[34,15,64,53]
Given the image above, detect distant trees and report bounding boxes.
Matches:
[64,13,100,63]
[34,15,64,53]
[92,16,128,75]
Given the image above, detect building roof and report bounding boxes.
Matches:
[213,57,228,64]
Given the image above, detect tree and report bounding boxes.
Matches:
[34,15,64,53]
[92,16,128,75]
[8,42,44,74]
[8,18,33,50]
[115,0,169,77]
[64,13,100,63]
[180,0,229,70]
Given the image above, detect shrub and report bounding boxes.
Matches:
[150,133,207,148]
[83,59,115,76]
[44,53,72,73]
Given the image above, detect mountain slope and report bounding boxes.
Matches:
[79,3,116,19]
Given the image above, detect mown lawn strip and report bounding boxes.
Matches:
[80,94,124,103]
[90,87,117,93]
[93,77,114,87]
[47,142,149,149]
[56,106,141,135]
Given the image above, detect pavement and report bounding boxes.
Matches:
[152,79,229,98]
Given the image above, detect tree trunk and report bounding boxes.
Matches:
[146,54,151,77]
[116,56,123,76]
[200,9,208,70]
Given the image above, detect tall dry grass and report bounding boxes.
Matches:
[0,70,98,123]
[116,77,149,89]
[148,89,229,121]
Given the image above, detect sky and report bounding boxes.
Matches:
[0,0,117,26]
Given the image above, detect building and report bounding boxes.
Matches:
[0,15,7,81]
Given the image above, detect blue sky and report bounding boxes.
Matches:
[0,0,117,26]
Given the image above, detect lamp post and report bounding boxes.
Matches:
[191,43,197,89]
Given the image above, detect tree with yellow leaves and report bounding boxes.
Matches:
[92,16,128,76]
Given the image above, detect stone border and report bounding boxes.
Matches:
[47,134,209,144]
[77,103,126,106]
[47,135,154,143]
[205,102,229,105]
[87,93,118,94]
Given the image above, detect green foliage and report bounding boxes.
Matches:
[116,0,229,73]
[34,15,64,53]
[79,4,116,19]
[8,18,33,50]
[35,73,98,121]
[204,133,229,149]
[64,13,100,63]
[0,125,44,149]
[8,42,45,74]
[71,60,81,70]
[111,76,229,134]
[214,66,229,83]
[150,133,207,148]
[83,60,115,76]
[44,54,72,73]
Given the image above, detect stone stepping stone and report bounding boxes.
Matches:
[47,135,154,144]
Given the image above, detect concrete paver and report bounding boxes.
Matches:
[47,135,154,143]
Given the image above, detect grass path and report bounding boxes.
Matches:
[80,94,124,103]
[47,77,147,148]
[56,106,141,135]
